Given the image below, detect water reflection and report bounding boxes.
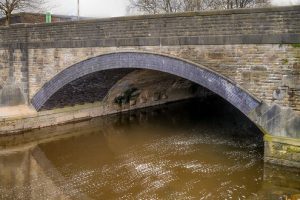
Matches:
[0,98,299,199]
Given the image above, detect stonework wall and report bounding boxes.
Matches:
[0,48,27,106]
[26,45,300,112]
[0,49,9,87]
[104,69,200,107]
[41,69,134,110]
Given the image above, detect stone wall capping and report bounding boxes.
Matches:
[0,5,299,30]
[1,34,300,50]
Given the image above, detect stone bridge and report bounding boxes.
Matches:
[0,6,300,167]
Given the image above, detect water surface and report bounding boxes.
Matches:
[0,98,299,199]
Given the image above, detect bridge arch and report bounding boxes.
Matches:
[31,52,262,116]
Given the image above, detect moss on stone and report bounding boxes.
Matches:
[264,134,273,142]
[287,146,300,153]
[281,59,289,65]
[291,44,300,48]
[114,87,139,106]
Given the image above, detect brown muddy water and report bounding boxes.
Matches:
[0,98,299,200]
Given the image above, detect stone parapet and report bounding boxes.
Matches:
[0,6,299,48]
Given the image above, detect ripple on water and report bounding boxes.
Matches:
[0,122,264,199]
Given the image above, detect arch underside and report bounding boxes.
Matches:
[40,69,135,110]
[31,52,261,115]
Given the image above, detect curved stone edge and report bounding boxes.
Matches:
[31,52,261,116]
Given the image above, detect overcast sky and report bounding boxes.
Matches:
[48,0,300,17]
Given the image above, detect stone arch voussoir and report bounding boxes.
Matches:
[31,52,262,117]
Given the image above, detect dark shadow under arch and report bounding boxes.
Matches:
[31,52,261,115]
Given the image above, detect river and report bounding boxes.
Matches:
[0,98,299,199]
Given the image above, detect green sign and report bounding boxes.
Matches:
[46,12,52,23]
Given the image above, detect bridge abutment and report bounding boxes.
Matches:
[264,134,300,168]
[248,103,300,168]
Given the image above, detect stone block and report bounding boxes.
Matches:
[264,134,300,168]
[73,110,91,119]
[0,84,25,106]
[55,113,74,124]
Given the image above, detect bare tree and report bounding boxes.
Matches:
[129,0,270,14]
[212,0,270,9]
[182,0,216,11]
[0,0,48,25]
[128,0,184,14]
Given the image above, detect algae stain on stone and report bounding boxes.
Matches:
[290,44,300,48]
[287,146,300,153]
[281,59,289,65]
